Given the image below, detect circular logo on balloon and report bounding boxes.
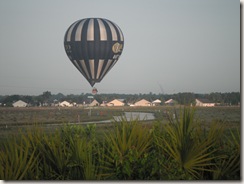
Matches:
[112,43,123,53]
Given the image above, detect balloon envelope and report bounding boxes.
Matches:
[64,18,124,87]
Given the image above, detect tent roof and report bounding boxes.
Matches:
[152,99,161,103]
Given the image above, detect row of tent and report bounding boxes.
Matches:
[10,99,176,108]
[10,98,216,108]
[92,98,176,107]
[59,98,215,107]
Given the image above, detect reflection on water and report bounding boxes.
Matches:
[113,112,155,121]
[83,112,155,124]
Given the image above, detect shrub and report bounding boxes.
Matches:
[154,107,227,179]
[0,130,39,180]
[99,117,153,179]
[213,128,240,180]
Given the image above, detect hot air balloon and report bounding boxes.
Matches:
[64,18,124,87]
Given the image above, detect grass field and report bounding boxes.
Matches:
[0,105,240,124]
[0,105,240,136]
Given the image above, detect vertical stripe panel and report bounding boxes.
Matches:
[75,19,86,41]
[81,60,91,79]
[115,24,124,41]
[109,59,118,70]
[73,60,86,77]
[96,59,104,79]
[73,60,82,72]
[66,20,79,42]
[105,20,118,41]
[103,60,117,79]
[87,19,94,41]
[89,59,95,79]
[97,19,107,41]
[100,59,113,79]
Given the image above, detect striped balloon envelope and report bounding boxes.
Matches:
[64,18,124,87]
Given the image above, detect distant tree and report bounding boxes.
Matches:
[22,95,34,105]
[0,95,4,103]
[224,92,240,105]
[36,91,52,106]
[42,91,52,102]
[208,92,223,103]
[173,93,195,105]
[2,95,20,107]
[51,93,65,102]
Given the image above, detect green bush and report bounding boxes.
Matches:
[99,117,153,179]
[0,130,39,180]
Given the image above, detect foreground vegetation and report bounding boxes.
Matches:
[0,107,240,180]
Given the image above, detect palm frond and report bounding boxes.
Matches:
[0,132,38,180]
[159,107,225,179]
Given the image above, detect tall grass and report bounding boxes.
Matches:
[0,107,240,180]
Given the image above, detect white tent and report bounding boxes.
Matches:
[152,99,161,106]
[107,99,125,106]
[134,99,151,106]
[89,99,100,106]
[13,100,27,107]
[59,101,73,107]
[165,99,176,105]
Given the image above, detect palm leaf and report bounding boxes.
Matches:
[158,107,224,179]
[0,133,39,180]
[213,128,240,179]
[100,118,152,179]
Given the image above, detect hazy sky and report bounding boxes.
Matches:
[0,0,240,95]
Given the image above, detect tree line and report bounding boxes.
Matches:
[0,91,240,107]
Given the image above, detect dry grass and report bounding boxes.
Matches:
[0,106,240,137]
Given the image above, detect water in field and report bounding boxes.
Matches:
[83,112,155,124]
[113,112,155,121]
